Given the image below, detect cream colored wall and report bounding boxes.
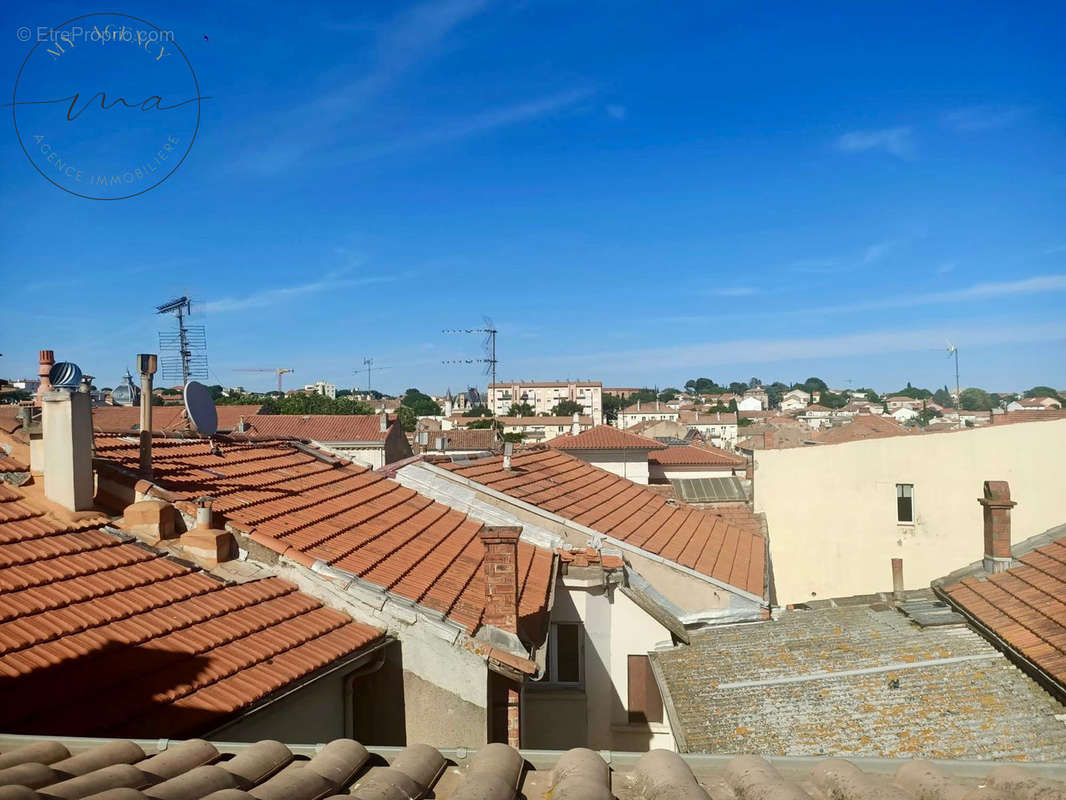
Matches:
[525,578,675,751]
[567,449,651,484]
[651,464,738,482]
[755,419,1066,604]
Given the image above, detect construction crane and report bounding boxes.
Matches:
[234,368,294,395]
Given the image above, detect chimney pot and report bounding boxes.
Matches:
[36,350,55,406]
[891,558,904,600]
[380,412,388,432]
[196,496,214,529]
[979,480,1016,573]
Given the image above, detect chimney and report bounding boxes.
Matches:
[980,481,1016,573]
[891,558,904,600]
[571,412,580,436]
[636,400,641,411]
[41,386,94,511]
[479,526,521,635]
[181,495,236,568]
[503,441,513,471]
[236,415,246,434]
[36,350,54,406]
[136,354,157,477]
[380,412,388,432]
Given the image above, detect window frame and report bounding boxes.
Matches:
[545,621,584,687]
[896,483,914,524]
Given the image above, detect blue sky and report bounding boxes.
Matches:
[2,0,1064,395]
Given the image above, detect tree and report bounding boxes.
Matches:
[551,400,584,417]
[395,406,417,432]
[933,386,954,407]
[602,393,626,424]
[916,407,942,427]
[959,387,995,411]
[658,388,679,402]
[764,382,789,408]
[818,391,848,409]
[802,377,828,395]
[749,377,762,388]
[258,394,374,415]
[1024,386,1063,402]
[402,388,441,416]
[728,382,748,395]
[467,418,494,429]
[507,402,535,417]
[502,432,524,444]
[684,377,722,394]
[463,404,492,417]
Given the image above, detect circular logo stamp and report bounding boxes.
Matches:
[10,12,205,200]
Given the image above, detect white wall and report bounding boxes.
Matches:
[650,464,739,482]
[565,449,650,484]
[754,419,1066,604]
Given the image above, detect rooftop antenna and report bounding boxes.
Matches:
[443,317,498,432]
[946,341,960,406]
[354,357,392,394]
[157,296,207,385]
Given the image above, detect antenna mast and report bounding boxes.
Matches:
[157,296,207,385]
[443,319,498,423]
[946,341,960,406]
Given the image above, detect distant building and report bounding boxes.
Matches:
[1007,397,1062,411]
[616,400,679,429]
[779,389,810,412]
[489,381,602,424]
[736,395,763,412]
[603,387,644,399]
[885,395,923,411]
[240,413,411,468]
[303,380,337,399]
[550,425,667,484]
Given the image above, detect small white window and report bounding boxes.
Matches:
[896,484,914,523]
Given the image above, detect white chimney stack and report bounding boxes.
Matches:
[379,412,388,432]
[196,496,214,529]
[571,412,580,436]
[503,441,513,471]
[41,387,94,511]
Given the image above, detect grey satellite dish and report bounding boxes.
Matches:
[184,380,218,435]
[49,361,82,389]
[111,370,140,407]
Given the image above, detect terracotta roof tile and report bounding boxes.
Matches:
[92,405,263,434]
[549,425,668,451]
[942,532,1066,691]
[648,444,745,467]
[412,428,496,453]
[439,449,766,598]
[0,455,28,472]
[0,483,383,737]
[242,413,395,442]
[94,437,553,640]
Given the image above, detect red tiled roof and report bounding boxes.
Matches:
[0,484,383,738]
[811,415,910,444]
[242,413,392,442]
[0,408,21,435]
[413,428,496,453]
[679,411,737,425]
[648,444,746,467]
[92,405,263,434]
[620,403,677,415]
[0,455,28,472]
[439,449,766,597]
[941,535,1066,691]
[557,547,624,569]
[550,425,667,451]
[93,438,554,640]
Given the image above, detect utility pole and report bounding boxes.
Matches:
[443,320,498,424]
[947,342,960,405]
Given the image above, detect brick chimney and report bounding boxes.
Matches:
[479,526,521,638]
[36,350,54,406]
[979,480,1016,573]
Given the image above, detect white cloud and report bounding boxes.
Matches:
[942,106,1027,132]
[606,104,627,120]
[202,272,396,313]
[863,240,896,264]
[346,87,593,161]
[536,321,1066,373]
[836,127,914,159]
[709,287,758,297]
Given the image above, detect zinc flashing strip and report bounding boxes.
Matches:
[713,652,1002,690]
[410,461,768,606]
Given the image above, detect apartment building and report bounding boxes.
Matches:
[489,380,603,424]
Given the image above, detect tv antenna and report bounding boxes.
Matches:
[354,357,391,394]
[157,296,208,385]
[443,318,498,422]
[946,341,960,406]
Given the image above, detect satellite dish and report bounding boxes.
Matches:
[184,380,218,435]
[49,361,82,389]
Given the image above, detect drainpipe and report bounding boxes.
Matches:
[342,645,390,739]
